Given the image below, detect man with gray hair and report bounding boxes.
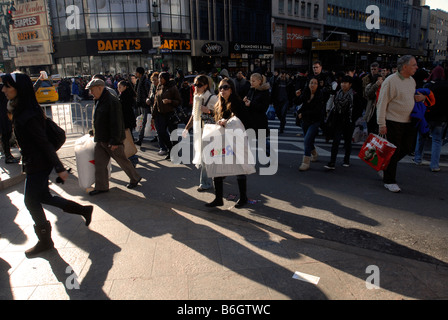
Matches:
[86,78,142,196]
[376,55,425,192]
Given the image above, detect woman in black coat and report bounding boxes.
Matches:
[118,80,139,166]
[243,73,270,155]
[1,72,93,258]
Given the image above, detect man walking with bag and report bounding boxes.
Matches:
[376,55,426,192]
[87,79,142,196]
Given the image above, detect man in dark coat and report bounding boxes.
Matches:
[0,83,19,163]
[135,67,151,145]
[87,79,141,195]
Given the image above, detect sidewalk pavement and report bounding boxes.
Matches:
[1,146,448,300]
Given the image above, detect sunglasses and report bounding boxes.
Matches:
[219,85,231,91]
[193,83,204,88]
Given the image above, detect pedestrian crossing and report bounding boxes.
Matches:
[61,112,448,167]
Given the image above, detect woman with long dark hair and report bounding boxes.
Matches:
[118,80,139,167]
[1,72,93,258]
[206,78,250,208]
[295,77,325,171]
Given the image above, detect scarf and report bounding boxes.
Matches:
[192,94,203,167]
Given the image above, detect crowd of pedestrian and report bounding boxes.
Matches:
[1,56,448,257]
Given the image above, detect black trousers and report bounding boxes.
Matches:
[24,168,67,226]
[383,120,417,184]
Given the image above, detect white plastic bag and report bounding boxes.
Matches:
[74,134,111,190]
[202,117,256,178]
[143,114,156,138]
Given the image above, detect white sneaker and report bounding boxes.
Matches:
[384,183,401,193]
[377,170,384,179]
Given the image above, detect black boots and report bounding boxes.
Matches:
[63,201,93,226]
[205,178,224,207]
[235,178,248,208]
[25,221,54,258]
[25,202,93,258]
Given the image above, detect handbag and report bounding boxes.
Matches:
[358,134,396,171]
[169,112,180,126]
[123,129,138,158]
[266,105,276,120]
[45,117,66,151]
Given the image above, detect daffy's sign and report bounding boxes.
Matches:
[96,39,142,53]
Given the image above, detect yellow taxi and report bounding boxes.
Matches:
[35,79,59,104]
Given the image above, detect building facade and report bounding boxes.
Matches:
[428,9,448,63]
[272,0,325,71]
[6,0,272,77]
[189,0,272,74]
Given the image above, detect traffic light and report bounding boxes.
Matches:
[6,11,13,25]
[7,4,16,25]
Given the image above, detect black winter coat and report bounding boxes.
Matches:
[245,83,270,131]
[93,88,125,145]
[294,88,325,125]
[13,103,64,174]
[424,80,448,124]
[119,88,137,130]
[136,75,151,108]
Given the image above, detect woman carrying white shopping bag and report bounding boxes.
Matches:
[182,75,218,192]
[204,78,253,208]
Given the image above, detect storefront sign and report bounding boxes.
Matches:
[287,26,310,54]
[192,40,228,57]
[13,16,40,29]
[17,30,39,41]
[97,39,142,53]
[311,41,341,51]
[230,42,273,54]
[9,0,53,67]
[201,42,223,55]
[159,39,191,52]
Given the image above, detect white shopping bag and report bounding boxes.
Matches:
[202,117,256,178]
[136,115,144,133]
[74,134,111,191]
[144,114,157,138]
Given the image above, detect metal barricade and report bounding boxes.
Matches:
[41,102,94,136]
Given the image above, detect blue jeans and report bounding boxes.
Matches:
[199,164,212,189]
[414,122,446,170]
[302,121,321,156]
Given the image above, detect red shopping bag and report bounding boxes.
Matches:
[358,134,396,171]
